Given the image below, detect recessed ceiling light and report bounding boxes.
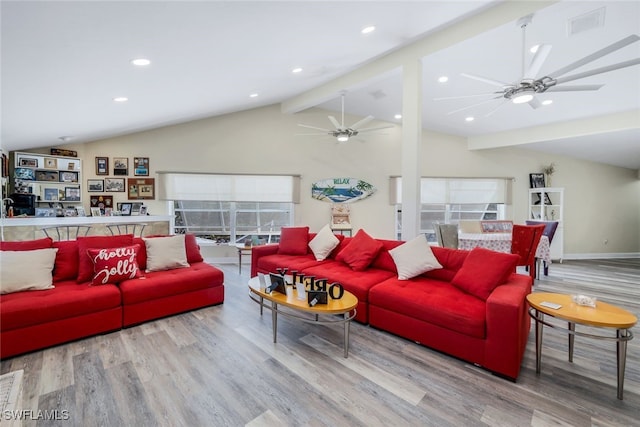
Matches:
[131,58,151,66]
[465,116,474,122]
[113,97,128,102]
[249,93,259,98]
[438,76,449,83]
[58,136,74,142]
[542,99,553,105]
[292,67,303,73]
[394,114,402,119]
[361,26,375,34]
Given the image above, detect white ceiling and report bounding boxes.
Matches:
[2,1,639,170]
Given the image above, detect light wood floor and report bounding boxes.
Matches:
[1,258,639,427]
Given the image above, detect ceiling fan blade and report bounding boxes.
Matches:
[484,100,510,117]
[528,97,542,109]
[446,96,503,115]
[545,84,604,92]
[295,132,331,136]
[298,123,333,132]
[547,34,640,78]
[328,115,341,129]
[460,73,510,88]
[525,44,552,79]
[433,92,502,101]
[356,125,394,133]
[553,58,640,84]
[349,115,374,130]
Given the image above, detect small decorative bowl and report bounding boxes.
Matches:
[572,294,597,308]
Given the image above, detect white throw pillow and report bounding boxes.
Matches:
[143,235,189,272]
[389,235,443,280]
[0,248,58,294]
[308,224,340,261]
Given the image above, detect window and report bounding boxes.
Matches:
[159,173,298,245]
[392,177,510,241]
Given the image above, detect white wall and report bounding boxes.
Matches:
[55,103,639,256]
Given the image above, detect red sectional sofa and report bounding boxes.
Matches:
[251,227,532,380]
[0,234,224,359]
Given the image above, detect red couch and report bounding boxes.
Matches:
[0,234,224,359]
[251,227,532,380]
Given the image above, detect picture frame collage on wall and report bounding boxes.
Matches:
[90,156,152,215]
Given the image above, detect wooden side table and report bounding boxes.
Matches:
[236,245,252,274]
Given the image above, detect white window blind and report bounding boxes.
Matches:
[158,172,300,203]
[391,177,512,204]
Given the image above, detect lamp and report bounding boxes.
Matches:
[336,133,349,143]
[512,93,534,104]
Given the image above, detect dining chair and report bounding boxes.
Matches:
[106,223,148,237]
[41,225,91,241]
[435,223,459,249]
[525,220,559,276]
[510,224,545,281]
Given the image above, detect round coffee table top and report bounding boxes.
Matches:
[527,292,637,329]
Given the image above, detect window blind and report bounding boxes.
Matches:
[390,177,512,204]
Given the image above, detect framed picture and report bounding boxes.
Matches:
[35,208,56,217]
[43,188,58,201]
[139,206,148,215]
[44,158,58,169]
[529,173,546,188]
[76,206,87,217]
[19,157,38,167]
[127,178,155,200]
[64,208,78,217]
[90,207,102,217]
[87,179,104,192]
[90,195,113,214]
[96,157,109,175]
[105,177,125,192]
[15,168,36,180]
[59,171,78,183]
[35,170,59,181]
[113,157,128,175]
[120,203,133,216]
[65,187,81,201]
[67,162,75,171]
[133,157,150,176]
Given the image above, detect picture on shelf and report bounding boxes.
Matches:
[529,173,545,188]
[35,208,56,217]
[15,168,36,180]
[36,170,59,181]
[76,206,87,217]
[65,187,81,201]
[90,207,102,217]
[44,158,58,169]
[43,188,58,201]
[120,203,133,216]
[19,157,38,167]
[59,171,79,183]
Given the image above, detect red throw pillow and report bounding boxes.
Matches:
[278,226,309,255]
[52,240,79,282]
[336,229,384,271]
[87,244,141,286]
[451,247,520,301]
[76,235,134,283]
[0,237,53,251]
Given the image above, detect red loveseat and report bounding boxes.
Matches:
[0,234,224,359]
[251,227,532,380]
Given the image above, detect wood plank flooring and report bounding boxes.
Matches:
[1,258,639,426]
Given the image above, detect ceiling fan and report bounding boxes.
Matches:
[297,92,392,143]
[436,14,640,116]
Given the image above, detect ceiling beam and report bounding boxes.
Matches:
[467,110,640,150]
[281,0,558,114]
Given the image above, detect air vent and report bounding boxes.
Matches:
[567,7,605,36]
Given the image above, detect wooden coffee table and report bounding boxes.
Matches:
[527,292,637,400]
[248,276,358,357]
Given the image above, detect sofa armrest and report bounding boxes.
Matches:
[250,244,279,277]
[483,273,533,380]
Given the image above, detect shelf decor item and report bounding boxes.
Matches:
[65,187,81,201]
[44,158,58,169]
[15,168,35,181]
[59,171,78,183]
[95,157,109,175]
[529,173,545,188]
[18,157,38,167]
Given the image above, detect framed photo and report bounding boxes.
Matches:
[87,179,104,192]
[36,170,59,181]
[65,187,81,201]
[44,158,58,169]
[76,206,87,217]
[43,188,59,201]
[128,178,155,200]
[96,157,109,175]
[15,168,36,180]
[105,178,125,192]
[64,208,78,217]
[35,207,56,217]
[90,207,102,217]
[67,162,75,170]
[59,171,78,183]
[90,195,113,214]
[139,206,148,215]
[113,157,128,175]
[529,173,545,188]
[19,157,38,167]
[133,157,149,176]
[120,203,133,216]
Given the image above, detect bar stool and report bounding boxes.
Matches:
[41,225,92,241]
[107,223,148,237]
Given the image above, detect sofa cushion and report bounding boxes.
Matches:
[255,253,327,274]
[52,240,79,282]
[134,233,202,270]
[389,235,443,280]
[370,239,403,273]
[278,226,310,255]
[451,247,519,301]
[336,229,383,271]
[143,235,189,272]
[308,224,340,261]
[0,248,58,294]
[369,277,487,339]
[0,237,53,251]
[422,246,469,282]
[76,235,134,283]
[119,262,223,305]
[0,280,122,331]
[87,244,142,285]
